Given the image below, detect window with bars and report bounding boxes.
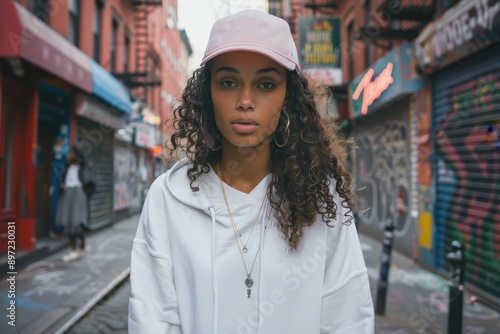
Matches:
[111,18,118,72]
[28,0,50,23]
[124,33,130,73]
[68,0,80,47]
[348,22,355,82]
[94,0,103,62]
[364,0,372,67]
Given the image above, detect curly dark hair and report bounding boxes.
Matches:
[168,63,355,250]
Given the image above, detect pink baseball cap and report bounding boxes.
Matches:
[201,9,300,71]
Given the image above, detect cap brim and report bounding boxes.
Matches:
[201,45,298,71]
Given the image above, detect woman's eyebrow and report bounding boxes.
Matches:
[256,67,281,75]
[214,67,281,75]
[215,67,238,74]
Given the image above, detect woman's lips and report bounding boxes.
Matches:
[231,118,259,134]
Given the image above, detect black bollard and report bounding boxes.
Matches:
[446,240,466,334]
[375,218,395,316]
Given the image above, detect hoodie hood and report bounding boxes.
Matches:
[164,157,274,221]
[164,158,215,214]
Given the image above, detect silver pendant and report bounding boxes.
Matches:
[242,246,248,253]
[245,275,254,298]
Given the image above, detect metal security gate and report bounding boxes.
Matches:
[354,97,414,258]
[77,118,115,229]
[433,44,500,302]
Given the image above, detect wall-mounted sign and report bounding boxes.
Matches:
[134,122,158,149]
[352,62,394,115]
[415,0,500,73]
[350,43,427,117]
[299,17,341,68]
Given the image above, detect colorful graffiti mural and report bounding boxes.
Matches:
[113,147,143,211]
[114,147,130,211]
[435,72,500,300]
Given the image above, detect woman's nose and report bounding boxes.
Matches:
[237,86,255,111]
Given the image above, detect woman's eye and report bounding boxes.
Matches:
[259,82,275,89]
[220,80,236,88]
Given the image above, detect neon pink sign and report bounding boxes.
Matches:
[352,62,394,115]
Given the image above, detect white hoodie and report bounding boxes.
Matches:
[129,158,374,334]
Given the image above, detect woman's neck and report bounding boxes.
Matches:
[216,144,271,194]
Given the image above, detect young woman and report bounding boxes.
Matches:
[57,146,95,262]
[129,9,374,333]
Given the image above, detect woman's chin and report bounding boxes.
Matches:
[227,137,272,150]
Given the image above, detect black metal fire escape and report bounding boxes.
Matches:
[357,0,434,43]
[304,0,340,15]
[113,0,162,103]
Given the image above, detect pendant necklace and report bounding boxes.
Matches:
[217,165,267,298]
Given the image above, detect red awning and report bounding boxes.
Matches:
[0,1,92,92]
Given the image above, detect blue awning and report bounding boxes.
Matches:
[90,60,131,114]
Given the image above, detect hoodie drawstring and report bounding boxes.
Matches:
[257,201,272,332]
[209,206,219,334]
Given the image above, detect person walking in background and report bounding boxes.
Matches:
[57,145,95,262]
[129,9,374,333]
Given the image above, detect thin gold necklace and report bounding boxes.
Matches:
[217,164,267,298]
[217,165,266,253]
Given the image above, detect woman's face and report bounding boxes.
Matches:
[66,151,80,164]
[210,51,287,149]
[66,152,76,164]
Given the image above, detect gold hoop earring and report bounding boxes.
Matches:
[211,142,221,151]
[300,129,316,144]
[274,109,290,148]
[203,129,221,151]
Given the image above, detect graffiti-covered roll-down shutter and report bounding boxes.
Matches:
[433,44,500,302]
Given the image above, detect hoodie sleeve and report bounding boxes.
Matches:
[320,192,375,333]
[128,176,182,334]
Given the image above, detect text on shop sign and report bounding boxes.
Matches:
[432,0,500,59]
[352,62,394,115]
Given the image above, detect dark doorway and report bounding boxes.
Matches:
[35,121,56,237]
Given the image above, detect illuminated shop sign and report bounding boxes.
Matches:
[350,43,426,117]
[352,62,394,115]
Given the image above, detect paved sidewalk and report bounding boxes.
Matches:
[0,214,140,334]
[360,233,500,334]
[1,213,499,334]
